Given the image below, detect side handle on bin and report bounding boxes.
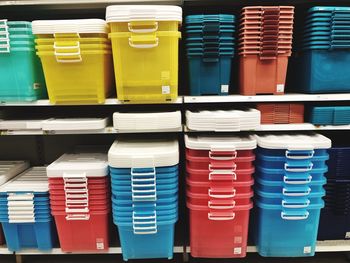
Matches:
[128,37,159,49]
[282,199,310,208]
[281,210,309,220]
[66,214,90,220]
[128,21,158,33]
[208,188,236,198]
[208,211,235,221]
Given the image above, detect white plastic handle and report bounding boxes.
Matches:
[209,163,237,172]
[208,200,236,209]
[65,207,89,213]
[284,163,313,172]
[66,214,90,221]
[283,175,313,185]
[281,211,309,220]
[208,188,236,198]
[282,199,310,208]
[209,170,237,181]
[128,21,158,33]
[133,227,157,235]
[285,150,315,159]
[8,206,34,211]
[9,218,35,223]
[282,187,311,196]
[209,150,237,160]
[132,194,157,201]
[208,212,235,221]
[7,193,34,201]
[128,37,159,49]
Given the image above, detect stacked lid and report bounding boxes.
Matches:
[0,20,35,53]
[300,7,350,51]
[113,111,182,133]
[257,103,304,124]
[309,106,350,125]
[0,161,29,186]
[239,6,294,58]
[185,15,235,59]
[46,153,110,219]
[186,109,260,131]
[32,19,110,62]
[0,167,51,224]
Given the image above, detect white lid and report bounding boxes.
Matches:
[0,119,46,130]
[32,19,108,34]
[185,135,257,151]
[106,5,182,23]
[46,153,108,178]
[0,161,30,186]
[256,133,332,150]
[42,118,108,131]
[108,139,179,168]
[113,111,181,132]
[0,167,48,193]
[186,109,261,132]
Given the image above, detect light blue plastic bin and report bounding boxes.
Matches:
[111,176,177,186]
[116,218,177,261]
[112,195,177,206]
[255,177,327,194]
[1,220,55,251]
[253,200,324,257]
[112,187,178,201]
[112,202,177,212]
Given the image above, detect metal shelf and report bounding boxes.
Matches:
[184,94,350,104]
[0,246,12,255]
[0,97,183,107]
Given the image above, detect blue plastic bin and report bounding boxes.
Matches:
[116,219,177,261]
[1,220,55,251]
[256,154,329,169]
[253,201,324,257]
[327,147,350,179]
[255,189,325,205]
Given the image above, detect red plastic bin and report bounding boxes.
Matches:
[257,103,304,124]
[187,201,253,258]
[52,210,110,252]
[187,190,253,207]
[186,178,254,195]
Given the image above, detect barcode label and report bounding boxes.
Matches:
[221,85,229,93]
[162,86,170,94]
[234,247,242,255]
[96,239,104,250]
[345,232,350,239]
[277,84,285,92]
[304,246,311,254]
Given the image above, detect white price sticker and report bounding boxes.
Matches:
[234,247,242,255]
[345,232,350,239]
[162,86,170,94]
[221,85,229,93]
[96,239,105,250]
[277,84,285,93]
[303,246,311,254]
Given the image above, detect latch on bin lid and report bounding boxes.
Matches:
[128,21,158,33]
[0,19,10,53]
[54,39,82,63]
[209,143,237,160]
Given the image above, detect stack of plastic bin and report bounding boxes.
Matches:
[239,6,294,95]
[318,147,350,240]
[253,134,331,257]
[46,153,110,252]
[0,161,29,245]
[310,106,350,125]
[0,167,56,251]
[108,139,179,260]
[106,5,182,103]
[185,135,256,258]
[185,15,235,96]
[294,7,350,93]
[257,103,304,124]
[32,19,113,104]
[0,20,46,101]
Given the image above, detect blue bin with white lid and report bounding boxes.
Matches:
[252,200,324,257]
[108,139,179,261]
[0,167,56,251]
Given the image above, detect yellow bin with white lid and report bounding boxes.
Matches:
[106,5,182,103]
[32,19,113,104]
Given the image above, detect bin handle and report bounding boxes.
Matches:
[7,193,34,201]
[66,214,90,220]
[209,150,237,160]
[54,41,82,63]
[209,163,237,172]
[208,188,236,198]
[285,150,315,159]
[283,175,312,185]
[208,200,236,209]
[281,211,309,220]
[128,21,158,33]
[208,211,235,221]
[128,37,159,49]
[282,187,311,196]
[209,170,237,181]
[284,162,313,172]
[282,199,310,208]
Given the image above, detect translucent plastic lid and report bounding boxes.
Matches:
[256,133,332,150]
[0,161,30,186]
[185,135,257,150]
[0,167,48,193]
[0,119,46,130]
[46,153,108,178]
[106,5,182,23]
[42,118,108,131]
[108,139,179,168]
[32,19,108,34]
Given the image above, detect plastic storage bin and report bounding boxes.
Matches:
[186,109,261,131]
[108,139,179,260]
[0,20,46,101]
[185,15,235,95]
[106,5,182,103]
[257,103,304,124]
[46,153,110,252]
[293,7,350,93]
[326,147,350,179]
[310,106,350,125]
[185,135,256,258]
[32,19,113,104]
[0,167,56,251]
[239,6,294,95]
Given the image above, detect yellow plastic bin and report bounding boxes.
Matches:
[37,50,113,104]
[106,5,182,103]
